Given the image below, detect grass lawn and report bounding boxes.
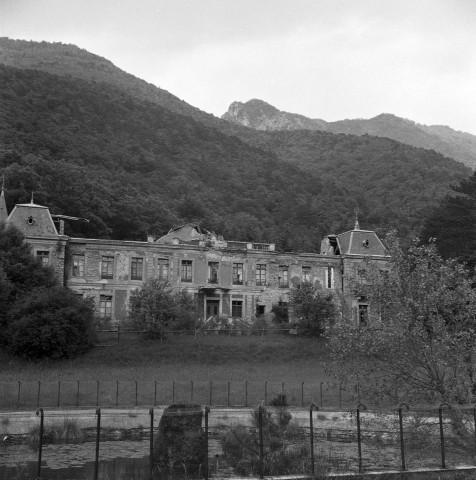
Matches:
[0,333,332,383]
[0,334,347,408]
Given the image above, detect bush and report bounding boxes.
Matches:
[222,396,309,476]
[129,279,200,338]
[289,282,337,337]
[7,286,95,359]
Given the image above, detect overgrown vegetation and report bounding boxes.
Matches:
[128,279,200,339]
[328,232,476,449]
[27,417,84,446]
[0,223,95,359]
[289,282,337,336]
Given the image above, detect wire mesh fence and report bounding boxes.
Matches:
[1,404,476,479]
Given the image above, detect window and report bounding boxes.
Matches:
[101,256,114,279]
[279,266,289,288]
[233,263,244,285]
[131,257,143,280]
[37,250,50,266]
[232,300,243,318]
[157,258,169,280]
[256,264,267,286]
[99,295,112,318]
[326,266,334,289]
[72,255,85,277]
[208,262,219,284]
[358,304,368,325]
[302,266,311,283]
[181,260,192,282]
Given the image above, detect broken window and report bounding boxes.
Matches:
[99,295,112,318]
[36,250,50,266]
[256,264,267,286]
[157,258,169,280]
[358,304,368,325]
[208,262,219,284]
[232,263,244,285]
[131,257,143,280]
[72,255,85,277]
[302,266,311,283]
[101,256,114,279]
[279,266,289,288]
[181,260,192,282]
[232,300,243,318]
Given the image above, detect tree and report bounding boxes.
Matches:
[422,172,476,270]
[0,222,57,344]
[328,233,476,447]
[7,286,95,359]
[289,282,337,337]
[129,279,200,338]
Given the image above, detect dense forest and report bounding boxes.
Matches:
[0,38,472,252]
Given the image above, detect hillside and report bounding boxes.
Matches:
[0,39,471,247]
[222,99,476,169]
[0,37,242,136]
[0,64,349,251]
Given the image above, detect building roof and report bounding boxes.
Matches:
[6,201,59,237]
[336,228,387,256]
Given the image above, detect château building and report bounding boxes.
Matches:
[1,190,389,325]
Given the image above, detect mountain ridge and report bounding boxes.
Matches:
[222,99,476,168]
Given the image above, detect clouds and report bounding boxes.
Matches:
[2,0,476,133]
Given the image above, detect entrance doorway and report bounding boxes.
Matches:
[206,299,220,317]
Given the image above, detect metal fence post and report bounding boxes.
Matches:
[473,407,476,458]
[301,382,304,407]
[77,380,80,408]
[245,381,248,407]
[310,403,318,474]
[191,381,194,403]
[227,381,230,407]
[209,381,213,406]
[57,380,61,408]
[36,408,44,480]
[258,402,264,478]
[149,408,154,480]
[264,381,267,406]
[154,380,157,407]
[135,380,138,407]
[17,381,21,409]
[37,380,41,408]
[116,381,119,407]
[320,382,323,407]
[94,408,101,480]
[439,403,450,469]
[96,380,100,407]
[281,381,285,394]
[398,402,409,470]
[357,403,367,474]
[205,406,210,480]
[339,384,342,409]
[172,381,175,403]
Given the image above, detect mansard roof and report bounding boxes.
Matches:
[7,202,59,237]
[336,228,387,256]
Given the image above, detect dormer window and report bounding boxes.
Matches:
[363,239,370,248]
[27,216,35,226]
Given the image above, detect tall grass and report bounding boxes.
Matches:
[0,335,331,383]
[27,417,84,446]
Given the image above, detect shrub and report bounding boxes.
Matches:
[7,286,95,359]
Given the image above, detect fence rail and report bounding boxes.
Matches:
[1,405,476,479]
[1,379,362,410]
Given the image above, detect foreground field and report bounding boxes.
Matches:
[0,333,331,383]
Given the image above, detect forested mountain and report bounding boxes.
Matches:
[0,38,472,250]
[223,99,476,169]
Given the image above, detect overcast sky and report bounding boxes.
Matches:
[2,0,476,134]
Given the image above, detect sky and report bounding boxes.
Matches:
[2,0,476,134]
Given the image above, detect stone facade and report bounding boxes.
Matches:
[4,200,390,325]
